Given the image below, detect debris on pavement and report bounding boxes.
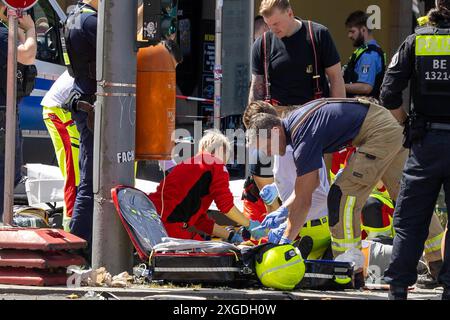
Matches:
[67,266,132,288]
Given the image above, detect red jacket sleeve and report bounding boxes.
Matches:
[193,214,215,235]
[210,164,234,214]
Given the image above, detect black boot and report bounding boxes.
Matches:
[354,271,365,290]
[442,288,450,300]
[417,260,443,289]
[429,260,443,279]
[388,286,408,300]
[416,273,439,289]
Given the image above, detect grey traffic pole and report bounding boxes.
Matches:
[245,0,255,178]
[92,0,136,274]
[214,0,223,130]
[2,8,18,226]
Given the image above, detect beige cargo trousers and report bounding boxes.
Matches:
[328,100,443,262]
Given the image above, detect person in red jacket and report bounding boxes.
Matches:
[149,130,264,243]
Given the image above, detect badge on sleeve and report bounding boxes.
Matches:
[389,52,399,69]
[362,65,370,74]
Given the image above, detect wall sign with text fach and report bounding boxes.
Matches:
[143,0,178,45]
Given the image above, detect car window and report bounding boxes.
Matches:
[31,0,64,65]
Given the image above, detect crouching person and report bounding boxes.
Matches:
[246,98,408,272]
[148,130,264,243]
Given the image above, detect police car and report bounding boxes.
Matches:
[20,0,67,163]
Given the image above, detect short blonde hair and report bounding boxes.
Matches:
[259,0,291,17]
[199,129,231,160]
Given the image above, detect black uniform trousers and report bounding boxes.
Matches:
[384,129,450,288]
[69,109,94,256]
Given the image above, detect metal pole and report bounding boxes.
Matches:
[249,0,255,49]
[92,0,136,274]
[214,0,223,130]
[2,9,18,226]
[245,0,255,178]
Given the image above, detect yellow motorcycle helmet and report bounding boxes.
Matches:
[255,244,306,291]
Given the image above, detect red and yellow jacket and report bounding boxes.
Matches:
[148,153,234,237]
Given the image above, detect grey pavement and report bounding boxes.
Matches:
[0,284,444,300]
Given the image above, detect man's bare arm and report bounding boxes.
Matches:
[226,205,250,228]
[212,224,233,239]
[253,175,280,212]
[325,63,346,98]
[17,15,36,65]
[283,170,320,241]
[390,107,408,125]
[345,82,374,96]
[248,74,265,103]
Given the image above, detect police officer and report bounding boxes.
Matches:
[0,6,36,221]
[343,10,386,99]
[381,0,450,300]
[62,0,98,256]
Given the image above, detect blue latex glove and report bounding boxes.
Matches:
[259,183,278,205]
[248,219,267,240]
[230,232,244,244]
[268,222,287,244]
[260,206,289,230]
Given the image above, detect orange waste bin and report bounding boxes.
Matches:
[136,43,176,160]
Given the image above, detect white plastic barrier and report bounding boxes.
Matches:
[25,164,65,205]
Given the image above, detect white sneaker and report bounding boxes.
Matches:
[335,248,365,271]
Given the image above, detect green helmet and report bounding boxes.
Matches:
[255,244,306,291]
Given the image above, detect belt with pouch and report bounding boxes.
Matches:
[303,216,328,228]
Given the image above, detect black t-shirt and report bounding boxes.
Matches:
[0,26,8,106]
[252,19,341,106]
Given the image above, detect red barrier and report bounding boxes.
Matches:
[0,228,87,251]
[0,250,86,269]
[0,268,68,286]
